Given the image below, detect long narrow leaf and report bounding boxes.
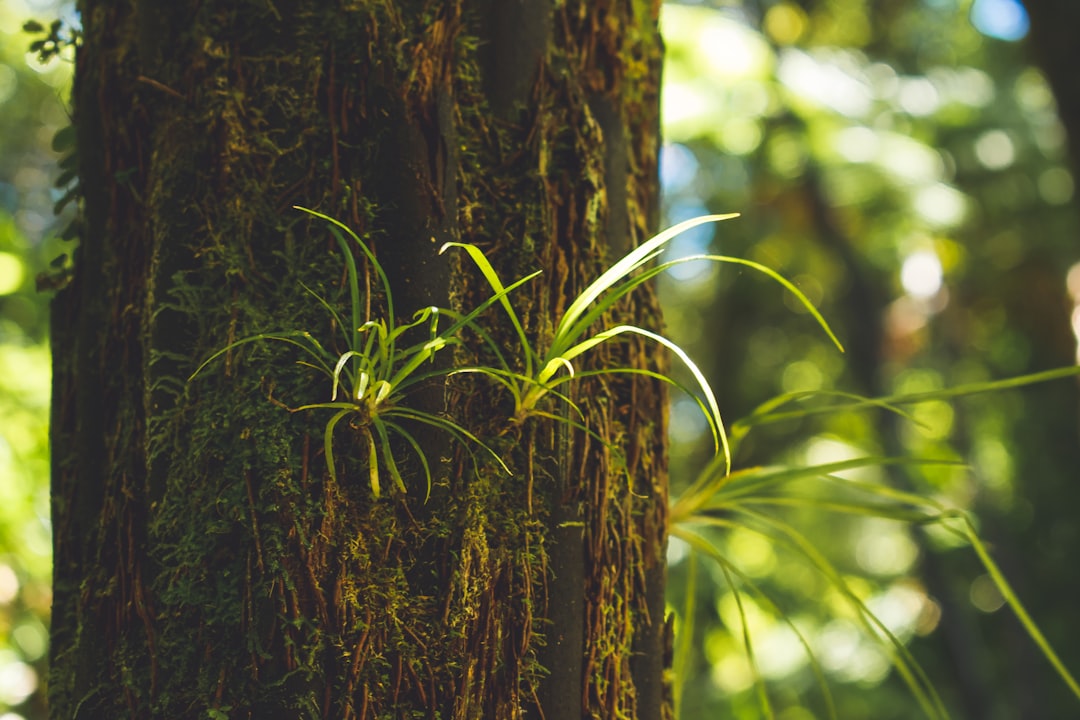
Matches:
[553,214,739,356]
[388,407,513,476]
[742,367,1080,429]
[441,241,535,378]
[556,324,728,468]
[295,207,393,318]
[562,247,845,361]
[672,552,698,720]
[672,456,963,524]
[726,508,950,719]
[570,366,716,438]
[955,513,1080,701]
[441,268,543,343]
[674,527,774,719]
[188,332,334,382]
[672,525,839,720]
[731,389,921,446]
[373,420,407,495]
[299,281,350,348]
[364,426,381,498]
[331,226,363,352]
[383,420,434,502]
[323,408,352,486]
[684,254,843,352]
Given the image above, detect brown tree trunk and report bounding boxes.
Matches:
[50,1,669,718]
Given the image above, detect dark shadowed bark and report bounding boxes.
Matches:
[49,1,669,718]
[1025,0,1080,178]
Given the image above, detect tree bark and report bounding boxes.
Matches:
[50,1,669,718]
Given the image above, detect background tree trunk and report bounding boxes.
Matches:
[1025,0,1080,178]
[49,1,669,718]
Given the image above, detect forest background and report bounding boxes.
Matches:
[1,0,1078,718]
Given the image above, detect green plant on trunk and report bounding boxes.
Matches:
[444,214,843,474]
[190,211,840,498]
[189,207,522,498]
[188,206,1080,717]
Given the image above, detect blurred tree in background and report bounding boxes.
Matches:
[660,1,1080,718]
[1,0,1078,718]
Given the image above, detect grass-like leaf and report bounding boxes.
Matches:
[673,524,840,720]
[188,208,521,498]
[735,366,1080,433]
[673,440,1080,716]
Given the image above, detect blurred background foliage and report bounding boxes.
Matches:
[659,0,1080,718]
[1,0,1078,719]
[1,0,73,718]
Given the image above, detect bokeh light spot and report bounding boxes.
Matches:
[719,117,763,155]
[670,396,709,445]
[898,76,941,117]
[900,250,943,299]
[0,653,37,707]
[763,2,807,46]
[856,525,919,576]
[782,359,823,393]
[970,0,1029,42]
[973,129,1016,170]
[777,49,873,118]
[913,184,968,228]
[1038,167,1074,204]
[727,528,777,578]
[970,574,1006,613]
[0,252,26,295]
[0,64,16,105]
[699,17,772,80]
[660,143,699,194]
[0,564,18,604]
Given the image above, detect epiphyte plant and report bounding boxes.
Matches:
[189,207,520,499]
[443,213,844,474]
[189,209,839,498]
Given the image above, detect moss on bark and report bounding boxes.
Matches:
[51,1,667,718]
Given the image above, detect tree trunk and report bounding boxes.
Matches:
[1025,0,1080,179]
[49,1,669,718]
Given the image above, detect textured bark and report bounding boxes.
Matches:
[50,1,668,718]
